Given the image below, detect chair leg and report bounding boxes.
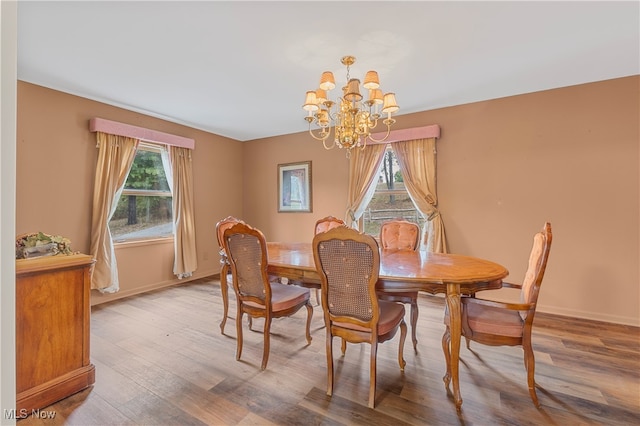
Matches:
[398,320,407,371]
[235,303,244,362]
[523,336,540,407]
[315,288,321,306]
[341,338,347,356]
[326,332,334,397]
[441,325,451,389]
[304,301,313,344]
[220,268,229,334]
[261,315,272,370]
[369,341,378,408]
[410,297,419,352]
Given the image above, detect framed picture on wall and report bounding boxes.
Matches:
[278,161,312,213]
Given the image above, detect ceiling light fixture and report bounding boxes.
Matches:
[302,56,399,158]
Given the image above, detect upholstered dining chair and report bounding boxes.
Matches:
[312,226,407,408]
[224,222,313,370]
[376,219,422,352]
[442,222,553,407]
[314,215,346,234]
[215,216,245,334]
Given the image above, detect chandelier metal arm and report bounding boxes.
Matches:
[306,124,336,149]
[365,118,396,143]
[322,137,336,150]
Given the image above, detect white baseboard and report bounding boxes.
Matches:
[537,304,640,327]
[90,268,219,306]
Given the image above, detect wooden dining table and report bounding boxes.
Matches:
[266,241,509,411]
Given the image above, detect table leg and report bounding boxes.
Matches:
[445,282,463,411]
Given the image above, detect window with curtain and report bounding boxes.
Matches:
[90,122,198,291]
[361,145,423,236]
[109,142,173,242]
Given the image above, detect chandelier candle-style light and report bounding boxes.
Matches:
[302,56,399,157]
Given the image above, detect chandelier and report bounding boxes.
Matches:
[302,56,399,157]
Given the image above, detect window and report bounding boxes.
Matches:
[109,143,173,242]
[362,145,424,236]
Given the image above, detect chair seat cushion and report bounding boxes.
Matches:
[335,300,405,335]
[244,282,310,312]
[445,301,524,338]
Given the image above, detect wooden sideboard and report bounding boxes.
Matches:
[15,254,96,412]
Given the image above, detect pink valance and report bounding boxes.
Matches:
[370,124,440,145]
[89,117,195,149]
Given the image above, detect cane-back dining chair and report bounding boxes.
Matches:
[309,216,348,304]
[224,222,313,370]
[215,216,245,334]
[312,226,407,408]
[442,222,553,407]
[377,219,422,352]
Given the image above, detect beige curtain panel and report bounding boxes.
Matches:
[90,132,139,292]
[393,138,448,253]
[345,144,387,229]
[170,146,198,278]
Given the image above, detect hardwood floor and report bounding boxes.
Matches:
[17,277,640,425]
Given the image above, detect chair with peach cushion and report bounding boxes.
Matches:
[442,222,552,407]
[376,219,422,352]
[224,222,313,370]
[313,226,407,408]
[215,216,245,334]
[314,215,346,234]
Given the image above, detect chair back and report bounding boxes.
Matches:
[216,216,244,255]
[314,216,346,235]
[521,222,553,307]
[224,222,270,303]
[379,219,420,251]
[313,226,380,326]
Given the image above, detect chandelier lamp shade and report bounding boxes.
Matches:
[302,56,399,157]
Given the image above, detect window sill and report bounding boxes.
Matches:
[113,237,174,249]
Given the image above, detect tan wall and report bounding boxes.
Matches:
[16,77,639,325]
[242,132,349,242]
[16,82,244,305]
[243,76,640,326]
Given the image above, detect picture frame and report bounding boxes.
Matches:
[278,161,312,213]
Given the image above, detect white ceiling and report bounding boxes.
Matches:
[17,1,639,141]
